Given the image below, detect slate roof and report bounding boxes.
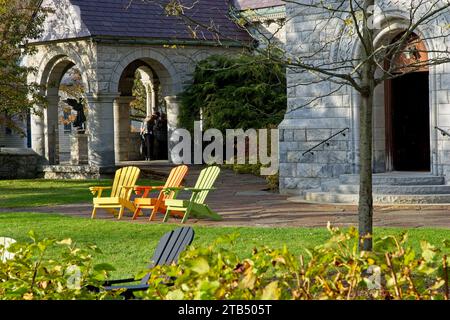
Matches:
[65,0,251,42]
[233,0,285,10]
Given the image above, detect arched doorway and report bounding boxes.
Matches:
[36,56,88,166]
[116,59,169,162]
[385,33,430,172]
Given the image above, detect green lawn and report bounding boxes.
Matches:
[0,179,163,208]
[1,213,449,279]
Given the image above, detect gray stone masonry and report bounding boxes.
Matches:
[280,1,450,196]
[0,148,42,179]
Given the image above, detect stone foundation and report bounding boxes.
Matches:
[42,165,115,179]
[0,148,42,179]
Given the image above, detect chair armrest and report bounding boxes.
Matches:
[89,186,112,196]
[184,188,216,193]
[103,278,137,286]
[104,283,149,291]
[163,187,215,192]
[134,185,165,196]
[119,186,136,190]
[90,186,112,191]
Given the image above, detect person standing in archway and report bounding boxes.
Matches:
[140,115,157,161]
[155,112,168,160]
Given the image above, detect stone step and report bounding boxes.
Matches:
[303,192,450,204]
[339,174,445,186]
[322,184,450,195]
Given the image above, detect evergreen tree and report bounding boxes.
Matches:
[180,54,286,132]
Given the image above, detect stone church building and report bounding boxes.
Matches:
[279,1,450,203]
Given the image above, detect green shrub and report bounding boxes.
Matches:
[0,231,117,300]
[179,54,286,133]
[136,225,449,300]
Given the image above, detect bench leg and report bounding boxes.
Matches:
[163,208,171,222]
[91,207,97,219]
[118,206,125,220]
[132,206,141,220]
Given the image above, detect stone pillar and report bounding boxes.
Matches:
[85,92,119,168]
[114,96,134,162]
[44,94,60,165]
[30,111,45,158]
[164,95,181,162]
[70,133,89,165]
[143,80,156,116]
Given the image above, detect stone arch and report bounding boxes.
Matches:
[32,49,90,165]
[109,49,183,96]
[36,48,90,93]
[109,49,184,163]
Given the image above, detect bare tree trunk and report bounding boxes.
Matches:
[359,0,375,251]
[359,88,374,251]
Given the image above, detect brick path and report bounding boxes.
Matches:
[3,162,450,229]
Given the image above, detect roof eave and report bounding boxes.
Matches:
[27,35,252,48]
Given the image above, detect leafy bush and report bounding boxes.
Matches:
[136,225,449,300]
[2,228,448,300]
[179,54,286,132]
[0,231,117,300]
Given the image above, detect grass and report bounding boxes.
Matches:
[0,179,163,208]
[1,213,449,279]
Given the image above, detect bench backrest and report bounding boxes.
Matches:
[141,226,195,284]
[191,166,221,204]
[111,166,141,199]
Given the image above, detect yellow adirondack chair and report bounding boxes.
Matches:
[90,166,141,219]
[132,165,189,221]
[163,166,222,224]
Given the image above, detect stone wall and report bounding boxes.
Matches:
[0,148,42,179]
[41,165,114,180]
[280,0,450,195]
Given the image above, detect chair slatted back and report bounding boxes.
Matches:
[0,237,17,262]
[111,166,141,199]
[191,166,220,204]
[141,227,194,284]
[161,165,188,201]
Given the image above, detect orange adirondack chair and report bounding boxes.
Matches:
[90,166,141,219]
[132,165,188,221]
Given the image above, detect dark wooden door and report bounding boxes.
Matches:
[389,71,430,171]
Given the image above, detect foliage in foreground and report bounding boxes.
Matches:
[137,225,450,300]
[0,231,116,300]
[1,226,449,300]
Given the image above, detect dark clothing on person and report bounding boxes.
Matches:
[141,117,156,160]
[154,117,168,160]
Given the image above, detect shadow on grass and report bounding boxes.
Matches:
[0,179,164,208]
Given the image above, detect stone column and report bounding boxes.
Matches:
[142,80,156,116]
[164,95,181,162]
[114,96,134,162]
[30,110,45,159]
[85,92,119,169]
[44,94,60,165]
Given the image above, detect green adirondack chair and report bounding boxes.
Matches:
[163,166,222,223]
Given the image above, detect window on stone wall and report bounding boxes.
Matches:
[63,111,72,133]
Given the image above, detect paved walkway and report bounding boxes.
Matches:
[3,162,450,228]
